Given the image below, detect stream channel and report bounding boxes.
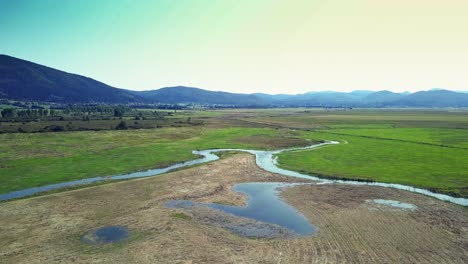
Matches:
[1,141,466,207]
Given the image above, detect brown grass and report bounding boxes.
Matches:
[0,154,466,263]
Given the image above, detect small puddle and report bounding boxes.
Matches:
[370,199,416,210]
[81,226,129,244]
[166,182,316,237]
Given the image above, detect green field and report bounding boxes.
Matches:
[0,127,309,194]
[1,109,467,198]
[278,131,468,197]
[317,127,468,148]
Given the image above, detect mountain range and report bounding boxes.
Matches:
[1,54,467,107]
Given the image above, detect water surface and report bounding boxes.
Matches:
[371,199,416,210]
[210,182,315,236]
[81,225,129,244]
[167,182,315,236]
[1,141,467,206]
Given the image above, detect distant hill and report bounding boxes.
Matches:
[0,55,144,103]
[132,86,264,106]
[1,54,467,107]
[391,90,468,107]
[363,90,405,105]
[349,90,375,97]
[279,91,369,107]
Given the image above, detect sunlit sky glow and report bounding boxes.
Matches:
[1,0,467,94]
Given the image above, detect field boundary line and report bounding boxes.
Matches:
[318,131,468,150]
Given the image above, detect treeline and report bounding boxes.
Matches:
[0,104,174,123]
[0,99,45,109]
[129,104,186,110]
[0,105,133,119]
[61,105,130,116]
[0,108,57,118]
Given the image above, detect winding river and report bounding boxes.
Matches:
[1,141,467,206]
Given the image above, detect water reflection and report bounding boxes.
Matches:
[166,182,316,236]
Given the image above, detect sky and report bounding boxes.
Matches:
[1,0,467,94]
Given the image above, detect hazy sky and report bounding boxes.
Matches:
[1,0,467,94]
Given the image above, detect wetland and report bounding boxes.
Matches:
[1,109,467,263]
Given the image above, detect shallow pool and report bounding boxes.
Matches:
[81,225,130,244]
[166,182,316,236]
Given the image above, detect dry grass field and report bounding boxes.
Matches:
[1,153,466,263]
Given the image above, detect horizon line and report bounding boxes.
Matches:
[2,54,466,96]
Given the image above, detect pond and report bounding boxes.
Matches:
[166,182,316,237]
[81,225,129,244]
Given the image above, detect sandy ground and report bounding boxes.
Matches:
[0,154,466,263]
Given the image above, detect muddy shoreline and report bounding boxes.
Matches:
[0,154,466,263]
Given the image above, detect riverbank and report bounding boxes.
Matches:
[2,109,467,199]
[2,140,467,206]
[0,153,466,263]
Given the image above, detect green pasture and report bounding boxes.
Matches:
[278,130,468,197]
[316,128,468,148]
[0,127,306,194]
[1,108,467,198]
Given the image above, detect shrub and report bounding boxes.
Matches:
[115,120,128,130]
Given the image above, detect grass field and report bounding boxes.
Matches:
[0,108,219,133]
[278,131,468,197]
[213,109,468,197]
[0,127,309,194]
[257,110,468,197]
[317,127,468,148]
[1,108,467,198]
[1,154,466,263]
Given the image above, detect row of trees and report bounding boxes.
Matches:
[0,105,133,119]
[1,104,179,120]
[62,105,130,117]
[0,100,45,109]
[1,108,58,118]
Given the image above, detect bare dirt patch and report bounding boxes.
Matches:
[281,184,468,263]
[0,154,466,263]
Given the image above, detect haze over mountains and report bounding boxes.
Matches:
[1,54,468,107]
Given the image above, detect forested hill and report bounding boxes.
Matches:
[1,54,468,107]
[0,55,144,103]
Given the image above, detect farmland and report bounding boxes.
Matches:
[0,153,466,263]
[1,108,467,198]
[0,127,309,194]
[0,108,467,263]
